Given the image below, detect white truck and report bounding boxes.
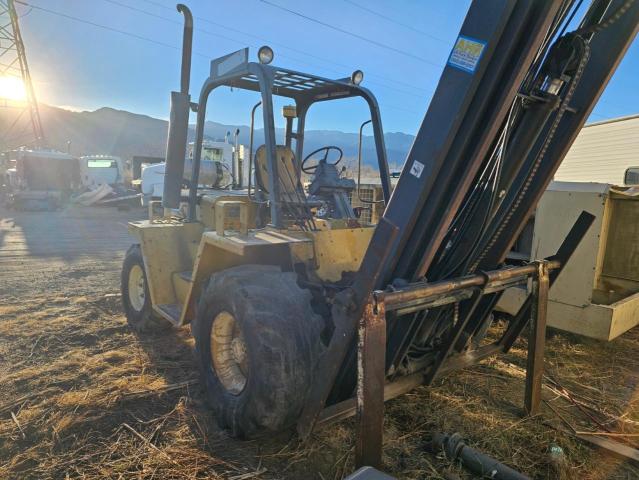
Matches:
[79,155,125,187]
[140,140,240,205]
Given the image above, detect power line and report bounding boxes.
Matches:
[343,0,450,44]
[105,0,356,77]
[258,0,444,68]
[137,0,432,97]
[131,0,636,121]
[101,0,428,113]
[104,0,393,94]
[16,0,277,67]
[103,0,182,25]
[15,0,424,117]
[101,0,261,55]
[14,0,183,53]
[18,6,31,18]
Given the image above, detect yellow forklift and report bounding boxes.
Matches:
[122,4,390,437]
[122,1,639,472]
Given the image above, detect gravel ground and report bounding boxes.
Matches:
[0,205,141,299]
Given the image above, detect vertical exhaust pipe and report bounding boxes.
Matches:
[177,4,192,95]
[162,3,193,211]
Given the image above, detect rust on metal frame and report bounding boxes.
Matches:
[355,295,386,469]
[524,260,549,416]
[346,260,557,469]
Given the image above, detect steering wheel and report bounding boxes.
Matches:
[301,146,343,174]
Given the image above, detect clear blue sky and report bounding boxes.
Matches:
[17,0,639,135]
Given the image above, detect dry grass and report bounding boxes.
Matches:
[379,325,639,479]
[0,293,638,479]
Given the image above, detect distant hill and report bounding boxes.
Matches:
[1,104,413,169]
[201,121,413,170]
[34,105,170,159]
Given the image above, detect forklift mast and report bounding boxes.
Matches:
[300,0,639,434]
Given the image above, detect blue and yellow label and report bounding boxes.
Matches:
[447,35,486,74]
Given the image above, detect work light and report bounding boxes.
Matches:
[351,70,364,85]
[258,46,274,65]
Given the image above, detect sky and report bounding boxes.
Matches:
[14,0,639,135]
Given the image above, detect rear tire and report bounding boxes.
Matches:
[192,265,324,438]
[121,244,171,333]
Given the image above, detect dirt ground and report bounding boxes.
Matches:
[1,205,638,479]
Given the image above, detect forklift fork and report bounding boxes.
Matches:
[321,211,594,469]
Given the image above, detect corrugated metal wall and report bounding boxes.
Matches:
[554,115,639,185]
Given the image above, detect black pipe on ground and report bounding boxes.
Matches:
[431,432,530,480]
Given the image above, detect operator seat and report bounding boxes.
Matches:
[254,145,309,205]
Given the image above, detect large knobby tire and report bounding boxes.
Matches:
[192,265,324,438]
[121,244,171,333]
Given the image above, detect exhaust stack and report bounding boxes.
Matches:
[162,3,193,211]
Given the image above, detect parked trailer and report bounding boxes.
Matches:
[554,114,639,185]
[3,148,81,210]
[499,181,639,340]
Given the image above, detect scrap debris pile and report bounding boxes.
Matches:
[0,149,141,210]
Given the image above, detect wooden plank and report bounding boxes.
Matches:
[316,372,426,427]
[577,434,639,466]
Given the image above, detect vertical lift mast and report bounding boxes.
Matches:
[298,0,639,467]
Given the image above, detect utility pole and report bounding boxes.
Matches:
[0,0,44,151]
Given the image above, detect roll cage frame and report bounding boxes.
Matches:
[187,48,392,228]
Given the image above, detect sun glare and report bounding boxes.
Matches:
[0,76,27,101]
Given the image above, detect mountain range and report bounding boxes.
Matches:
[1,104,413,169]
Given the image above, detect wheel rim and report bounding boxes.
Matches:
[211,311,248,395]
[128,264,146,312]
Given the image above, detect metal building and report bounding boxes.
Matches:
[554,114,639,185]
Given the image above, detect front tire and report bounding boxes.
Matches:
[121,244,171,333]
[192,265,324,438]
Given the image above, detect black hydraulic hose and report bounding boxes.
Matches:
[470,35,590,272]
[398,1,580,366]
[428,100,517,280]
[441,36,591,351]
[522,0,575,94]
[557,0,585,39]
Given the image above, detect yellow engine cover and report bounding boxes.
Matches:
[305,226,375,282]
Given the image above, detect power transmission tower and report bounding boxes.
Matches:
[0,0,44,151]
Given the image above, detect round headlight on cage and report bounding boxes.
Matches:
[258,45,274,65]
[351,69,364,85]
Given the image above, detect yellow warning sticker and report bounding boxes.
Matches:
[447,35,486,74]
